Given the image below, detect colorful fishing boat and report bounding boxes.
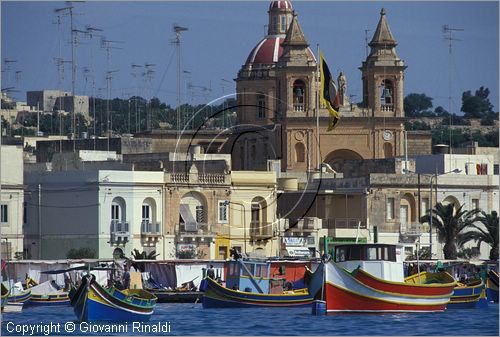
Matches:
[448,279,488,309]
[486,270,499,303]
[202,259,323,308]
[6,282,32,304]
[324,243,456,313]
[28,280,70,305]
[72,274,157,322]
[1,283,9,310]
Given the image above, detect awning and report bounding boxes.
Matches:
[179,204,197,231]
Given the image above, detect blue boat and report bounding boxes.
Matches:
[202,259,324,308]
[486,270,499,303]
[1,283,8,310]
[72,274,157,322]
[448,279,488,309]
[28,280,70,306]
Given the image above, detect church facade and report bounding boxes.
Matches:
[231,1,408,174]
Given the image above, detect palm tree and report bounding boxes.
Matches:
[458,211,499,261]
[420,202,478,259]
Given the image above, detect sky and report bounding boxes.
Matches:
[1,1,499,114]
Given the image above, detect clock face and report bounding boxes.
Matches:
[383,130,393,141]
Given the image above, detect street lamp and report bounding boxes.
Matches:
[428,168,461,256]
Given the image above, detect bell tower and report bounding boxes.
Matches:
[360,8,406,117]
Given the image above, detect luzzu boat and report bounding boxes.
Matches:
[202,259,324,308]
[28,280,70,305]
[486,270,499,303]
[6,282,32,304]
[1,283,9,310]
[324,243,456,313]
[448,279,487,309]
[72,274,157,322]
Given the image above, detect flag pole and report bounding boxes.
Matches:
[316,44,320,171]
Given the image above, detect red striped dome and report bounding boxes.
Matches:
[269,1,293,11]
[245,37,316,66]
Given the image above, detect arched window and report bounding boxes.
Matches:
[295,142,305,163]
[111,197,127,233]
[293,80,306,112]
[380,79,394,111]
[251,197,269,237]
[257,94,266,119]
[142,198,157,233]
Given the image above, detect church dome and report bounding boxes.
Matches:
[269,0,293,11]
[245,36,285,66]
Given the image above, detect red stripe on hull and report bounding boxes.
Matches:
[354,271,454,296]
[325,283,447,312]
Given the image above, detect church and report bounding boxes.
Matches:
[228,0,411,174]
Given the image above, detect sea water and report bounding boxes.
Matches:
[1,302,498,336]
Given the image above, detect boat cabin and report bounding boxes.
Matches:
[333,243,405,282]
[224,259,312,294]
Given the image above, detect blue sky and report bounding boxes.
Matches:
[2,1,499,113]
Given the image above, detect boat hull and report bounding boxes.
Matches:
[325,263,455,313]
[29,294,70,306]
[487,271,499,303]
[202,277,313,308]
[8,290,31,304]
[448,280,487,309]
[149,290,202,303]
[73,275,156,322]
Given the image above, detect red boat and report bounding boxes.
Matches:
[324,243,456,313]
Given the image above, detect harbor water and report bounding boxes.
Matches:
[1,303,498,336]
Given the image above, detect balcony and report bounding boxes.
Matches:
[250,222,273,240]
[141,220,161,246]
[380,104,394,112]
[176,222,214,244]
[287,218,322,233]
[110,220,130,245]
[399,222,423,243]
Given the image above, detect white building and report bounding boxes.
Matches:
[24,170,164,259]
[1,145,25,259]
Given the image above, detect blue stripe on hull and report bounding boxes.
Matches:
[86,298,152,322]
[487,288,499,302]
[27,299,70,306]
[447,301,480,309]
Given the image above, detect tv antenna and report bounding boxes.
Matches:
[105,70,119,152]
[172,24,188,134]
[442,24,463,154]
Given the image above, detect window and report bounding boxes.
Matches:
[142,204,151,232]
[257,95,266,119]
[1,204,7,223]
[272,16,278,33]
[293,80,306,112]
[421,198,429,217]
[111,204,120,221]
[251,203,260,223]
[472,199,479,210]
[196,205,205,223]
[295,143,305,163]
[386,198,395,220]
[280,15,287,32]
[218,201,228,223]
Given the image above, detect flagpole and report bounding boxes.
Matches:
[316,44,320,170]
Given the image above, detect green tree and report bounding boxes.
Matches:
[66,247,96,259]
[458,211,499,261]
[420,203,478,259]
[461,86,494,118]
[404,93,433,117]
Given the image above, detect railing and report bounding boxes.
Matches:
[400,222,422,235]
[380,104,394,112]
[141,220,161,234]
[110,220,130,245]
[171,173,189,183]
[335,218,366,229]
[250,221,272,238]
[293,104,305,112]
[177,222,209,235]
[198,174,225,184]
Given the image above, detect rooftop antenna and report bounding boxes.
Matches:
[172,23,188,135]
[105,70,119,152]
[364,29,371,58]
[3,59,17,87]
[143,63,155,131]
[131,64,144,133]
[14,71,22,89]
[442,24,463,155]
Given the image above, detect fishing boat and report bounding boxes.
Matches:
[202,259,323,308]
[28,280,70,305]
[1,283,9,310]
[486,270,499,303]
[6,282,32,304]
[72,274,157,322]
[145,276,202,303]
[448,279,488,309]
[324,243,456,313]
